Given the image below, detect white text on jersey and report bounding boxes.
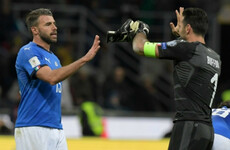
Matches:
[207,56,220,69]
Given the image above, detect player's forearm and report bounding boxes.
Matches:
[37,35,100,85]
[132,33,160,58]
[48,56,88,85]
[132,33,148,55]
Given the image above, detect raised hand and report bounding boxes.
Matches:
[85,35,100,61]
[170,7,184,37]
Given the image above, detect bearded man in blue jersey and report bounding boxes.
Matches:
[15,8,100,150]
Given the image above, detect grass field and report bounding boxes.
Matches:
[0,136,170,150]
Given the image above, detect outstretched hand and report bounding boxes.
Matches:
[170,7,184,37]
[85,35,100,61]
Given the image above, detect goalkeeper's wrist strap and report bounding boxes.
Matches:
[144,42,157,58]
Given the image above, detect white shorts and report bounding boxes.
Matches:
[15,126,68,150]
[212,134,230,150]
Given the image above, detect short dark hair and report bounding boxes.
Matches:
[25,8,53,34]
[218,100,230,108]
[183,8,208,37]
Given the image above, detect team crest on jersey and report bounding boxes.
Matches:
[29,56,41,68]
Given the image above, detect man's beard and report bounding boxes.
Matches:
[39,31,57,45]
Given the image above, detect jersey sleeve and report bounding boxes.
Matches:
[157,40,197,61]
[20,47,48,79]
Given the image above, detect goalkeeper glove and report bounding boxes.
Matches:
[107,19,149,43]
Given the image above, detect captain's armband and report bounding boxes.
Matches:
[143,42,157,58]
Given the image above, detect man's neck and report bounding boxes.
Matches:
[186,34,205,44]
[33,38,50,51]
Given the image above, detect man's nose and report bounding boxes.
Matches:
[52,24,57,30]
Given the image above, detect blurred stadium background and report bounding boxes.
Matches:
[0,0,230,149]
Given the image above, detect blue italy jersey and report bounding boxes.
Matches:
[15,42,63,129]
[212,106,230,139]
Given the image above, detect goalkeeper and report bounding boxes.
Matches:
[108,7,221,150]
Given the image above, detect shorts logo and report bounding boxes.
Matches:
[29,56,41,68]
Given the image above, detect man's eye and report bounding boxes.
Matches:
[45,23,51,26]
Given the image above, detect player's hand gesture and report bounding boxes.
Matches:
[84,35,100,61]
[170,7,184,37]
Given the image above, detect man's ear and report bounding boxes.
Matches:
[31,26,38,35]
[186,24,192,34]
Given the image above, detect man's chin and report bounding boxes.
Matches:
[49,39,57,44]
[52,39,57,43]
[40,36,57,45]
